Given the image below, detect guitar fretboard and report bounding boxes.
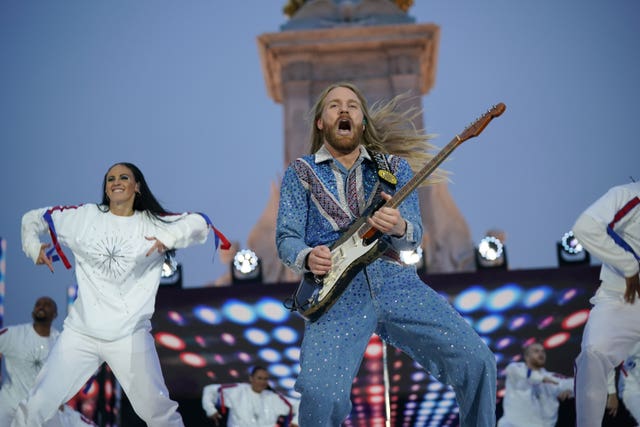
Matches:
[385,135,462,210]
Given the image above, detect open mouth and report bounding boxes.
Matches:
[337,118,352,134]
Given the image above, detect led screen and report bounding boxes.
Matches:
[147,265,632,426]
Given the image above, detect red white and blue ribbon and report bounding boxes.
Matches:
[196,212,231,251]
[607,196,640,261]
[43,207,73,269]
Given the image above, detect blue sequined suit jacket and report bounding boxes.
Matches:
[276,145,422,274]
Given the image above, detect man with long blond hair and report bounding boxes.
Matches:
[276,82,496,426]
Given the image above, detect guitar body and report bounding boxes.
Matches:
[286,102,506,322]
[292,214,389,321]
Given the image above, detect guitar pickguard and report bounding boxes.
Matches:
[293,235,387,321]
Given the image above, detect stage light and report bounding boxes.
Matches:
[557,231,590,266]
[400,246,426,275]
[160,251,182,288]
[161,252,177,277]
[231,249,263,283]
[400,247,423,266]
[475,236,508,269]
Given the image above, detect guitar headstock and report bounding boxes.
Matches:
[458,102,506,143]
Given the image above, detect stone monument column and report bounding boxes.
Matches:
[244,0,475,284]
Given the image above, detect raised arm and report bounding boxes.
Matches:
[152,213,210,251]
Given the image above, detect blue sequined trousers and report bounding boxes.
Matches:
[276,148,496,426]
[296,260,496,426]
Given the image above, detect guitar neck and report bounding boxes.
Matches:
[385,135,462,209]
[360,102,504,238]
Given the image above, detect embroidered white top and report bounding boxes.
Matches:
[21,204,209,340]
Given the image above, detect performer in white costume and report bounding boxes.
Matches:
[13,162,229,427]
[202,366,299,427]
[0,296,95,426]
[572,180,640,427]
[498,342,574,427]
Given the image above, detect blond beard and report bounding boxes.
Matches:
[323,123,364,155]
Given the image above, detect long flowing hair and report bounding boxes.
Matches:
[308,82,447,185]
[99,162,172,219]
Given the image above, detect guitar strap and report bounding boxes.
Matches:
[367,149,397,195]
[366,149,400,262]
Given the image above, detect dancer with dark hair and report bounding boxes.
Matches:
[14,162,229,427]
[276,82,496,426]
[202,366,299,426]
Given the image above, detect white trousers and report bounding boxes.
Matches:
[11,327,184,427]
[575,288,640,427]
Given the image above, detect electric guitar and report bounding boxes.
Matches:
[287,102,506,321]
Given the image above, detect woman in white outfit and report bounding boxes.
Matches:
[13,162,229,427]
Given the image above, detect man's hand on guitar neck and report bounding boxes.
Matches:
[367,192,407,238]
[307,245,332,276]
